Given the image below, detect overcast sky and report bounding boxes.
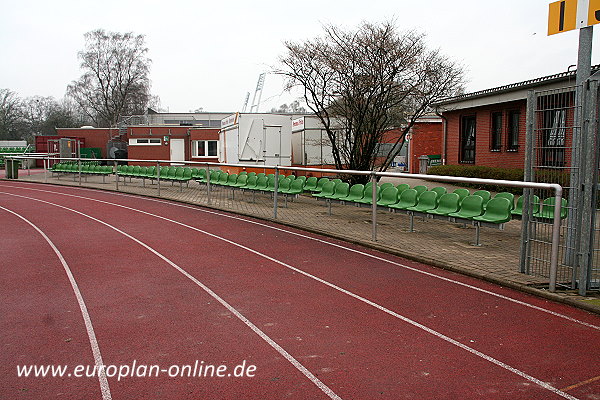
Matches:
[1,0,598,114]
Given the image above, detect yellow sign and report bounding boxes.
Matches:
[589,0,600,26]
[548,0,578,35]
[548,0,600,35]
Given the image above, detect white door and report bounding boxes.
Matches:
[170,139,185,165]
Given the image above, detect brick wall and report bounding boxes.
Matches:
[408,122,443,173]
[443,100,527,169]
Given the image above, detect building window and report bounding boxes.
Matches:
[460,116,476,164]
[507,111,520,151]
[490,112,502,151]
[192,140,218,158]
[541,109,566,167]
[128,138,161,146]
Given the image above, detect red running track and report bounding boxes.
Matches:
[1,180,599,400]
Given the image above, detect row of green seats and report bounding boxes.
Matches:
[313,180,569,225]
[50,163,109,174]
[0,147,30,153]
[197,170,332,195]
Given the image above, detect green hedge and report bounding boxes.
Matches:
[427,165,525,194]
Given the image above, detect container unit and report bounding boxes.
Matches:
[219,113,293,166]
[291,116,336,166]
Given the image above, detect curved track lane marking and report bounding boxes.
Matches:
[5,182,600,332]
[0,192,341,400]
[0,205,112,400]
[0,191,581,400]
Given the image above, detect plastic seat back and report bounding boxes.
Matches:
[377,187,399,206]
[473,190,491,206]
[183,168,192,180]
[431,186,447,198]
[243,175,258,188]
[413,185,428,196]
[315,177,330,191]
[329,182,350,198]
[396,183,410,193]
[428,193,460,215]
[379,182,394,192]
[278,178,292,192]
[494,192,515,210]
[247,172,256,178]
[344,184,365,201]
[218,172,229,185]
[235,174,248,186]
[288,178,305,194]
[535,197,568,219]
[304,176,318,190]
[453,188,470,204]
[227,174,238,185]
[474,197,512,224]
[408,191,438,212]
[315,181,336,197]
[392,189,418,209]
[254,176,268,190]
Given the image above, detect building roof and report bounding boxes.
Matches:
[434,64,600,108]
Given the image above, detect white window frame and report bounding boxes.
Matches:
[129,138,162,146]
[192,140,219,158]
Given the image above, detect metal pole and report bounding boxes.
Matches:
[114,160,119,191]
[43,157,47,183]
[520,90,536,274]
[78,158,82,186]
[206,164,211,205]
[157,161,161,197]
[549,185,564,292]
[577,79,600,295]
[566,26,594,268]
[273,167,279,219]
[371,173,377,241]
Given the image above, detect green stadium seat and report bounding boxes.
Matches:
[396,183,410,193]
[448,195,485,220]
[431,186,447,198]
[303,177,318,191]
[413,185,428,196]
[377,187,399,207]
[427,193,461,216]
[325,182,350,200]
[232,174,248,187]
[353,184,381,205]
[339,184,365,203]
[473,190,492,208]
[533,197,568,220]
[453,188,471,205]
[473,197,512,224]
[312,177,330,193]
[406,191,439,213]
[254,176,269,191]
[240,175,258,190]
[493,192,515,210]
[282,178,305,196]
[389,189,419,210]
[313,181,337,199]
[379,182,394,192]
[511,195,541,217]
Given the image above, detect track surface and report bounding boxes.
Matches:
[1,180,599,400]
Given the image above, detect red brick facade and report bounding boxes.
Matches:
[408,121,443,173]
[443,100,527,169]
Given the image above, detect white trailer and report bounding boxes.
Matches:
[291,116,336,166]
[219,113,293,166]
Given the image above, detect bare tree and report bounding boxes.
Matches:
[67,29,151,127]
[0,88,26,140]
[277,21,464,182]
[270,100,307,113]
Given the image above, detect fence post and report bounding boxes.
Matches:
[520,90,536,274]
[44,157,48,183]
[206,164,211,205]
[371,173,377,241]
[114,160,119,191]
[273,167,279,219]
[78,159,82,186]
[549,185,564,292]
[577,78,600,295]
[156,161,161,197]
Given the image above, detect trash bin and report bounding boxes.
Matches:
[5,159,20,179]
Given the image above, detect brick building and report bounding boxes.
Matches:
[434,65,599,169]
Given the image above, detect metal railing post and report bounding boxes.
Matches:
[549,185,564,292]
[273,167,279,219]
[44,157,48,183]
[371,173,377,241]
[206,164,211,205]
[156,161,161,197]
[520,90,536,274]
[78,158,82,186]
[114,160,119,191]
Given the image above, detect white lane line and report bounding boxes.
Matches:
[0,193,341,400]
[0,191,581,400]
[0,205,112,400]
[5,182,600,332]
